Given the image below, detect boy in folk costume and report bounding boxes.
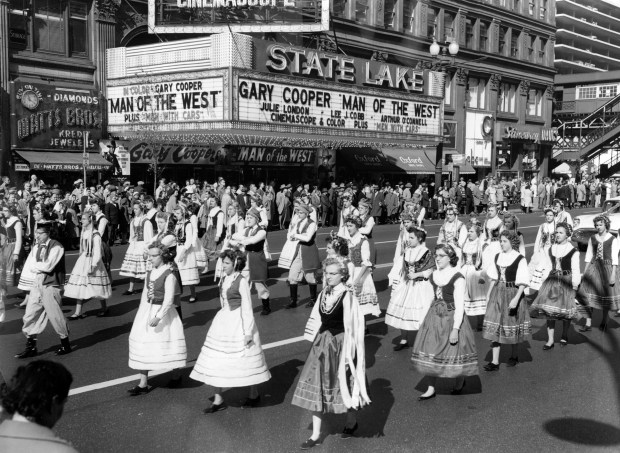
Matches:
[15,222,72,358]
[285,203,321,309]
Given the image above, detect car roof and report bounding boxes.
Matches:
[606,196,620,202]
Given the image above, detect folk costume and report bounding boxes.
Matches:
[174,219,200,286]
[461,236,490,316]
[202,205,226,262]
[337,204,359,240]
[529,219,556,291]
[359,214,377,265]
[577,233,620,310]
[120,214,153,280]
[64,228,112,301]
[481,215,503,264]
[348,231,380,316]
[286,213,321,308]
[437,218,467,263]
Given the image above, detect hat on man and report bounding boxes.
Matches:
[74,179,83,186]
[103,180,110,186]
[405,183,412,188]
[296,203,311,215]
[286,184,292,189]
[137,181,144,185]
[51,189,61,195]
[246,207,261,222]
[280,184,286,189]
[339,183,345,188]
[123,181,131,186]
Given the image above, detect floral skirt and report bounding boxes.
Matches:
[577,260,620,310]
[385,279,433,330]
[531,273,579,320]
[411,300,479,378]
[291,330,350,414]
[482,283,531,344]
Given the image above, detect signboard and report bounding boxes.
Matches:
[124,141,229,165]
[9,28,27,46]
[443,120,457,149]
[465,111,492,167]
[107,77,225,132]
[148,0,330,34]
[32,162,110,172]
[11,82,102,151]
[499,124,557,144]
[452,154,465,165]
[237,77,442,136]
[234,147,316,165]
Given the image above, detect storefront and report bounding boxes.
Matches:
[10,80,110,185]
[105,33,446,188]
[495,122,556,181]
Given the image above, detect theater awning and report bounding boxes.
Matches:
[14,151,113,172]
[381,149,437,174]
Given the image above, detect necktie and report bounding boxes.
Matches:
[36,244,47,262]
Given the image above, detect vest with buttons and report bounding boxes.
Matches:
[36,239,66,287]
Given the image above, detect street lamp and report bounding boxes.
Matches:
[430,39,459,191]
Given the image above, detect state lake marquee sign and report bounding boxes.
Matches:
[237,77,442,136]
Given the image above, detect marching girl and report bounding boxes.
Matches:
[346,215,380,317]
[127,241,187,395]
[325,234,354,276]
[482,230,531,370]
[190,249,271,412]
[300,192,319,224]
[1,204,25,293]
[337,193,359,240]
[16,205,45,307]
[389,212,414,287]
[144,196,158,233]
[188,201,208,274]
[577,215,619,332]
[292,256,369,448]
[552,199,573,227]
[146,213,177,271]
[249,195,273,267]
[481,204,503,262]
[214,201,245,281]
[357,198,377,265]
[530,222,580,348]
[173,205,200,303]
[528,207,557,292]
[410,244,479,400]
[461,221,490,331]
[65,213,112,319]
[437,205,468,264]
[385,226,435,351]
[120,201,154,295]
[411,200,426,228]
[201,196,226,271]
[502,212,526,256]
[229,208,271,316]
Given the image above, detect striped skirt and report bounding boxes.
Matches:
[128,299,187,371]
[411,300,479,378]
[463,264,489,316]
[120,240,148,279]
[531,273,579,320]
[352,267,380,317]
[175,245,200,286]
[483,282,532,344]
[385,278,434,331]
[577,260,620,310]
[190,307,271,388]
[64,252,112,300]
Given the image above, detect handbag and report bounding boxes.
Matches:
[277,239,298,269]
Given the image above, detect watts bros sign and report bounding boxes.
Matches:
[237,78,441,135]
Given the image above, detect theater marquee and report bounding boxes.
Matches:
[148,0,330,34]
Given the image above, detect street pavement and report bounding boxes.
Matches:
[2,208,620,452]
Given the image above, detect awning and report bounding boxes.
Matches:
[423,151,476,174]
[381,149,437,174]
[552,162,572,174]
[14,150,113,172]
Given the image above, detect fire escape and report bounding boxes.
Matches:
[553,92,620,178]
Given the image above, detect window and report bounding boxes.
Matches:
[467,77,487,109]
[539,38,547,64]
[514,0,521,13]
[540,0,547,20]
[577,87,597,99]
[383,0,396,29]
[511,30,520,58]
[527,34,534,61]
[528,0,535,15]
[9,0,89,57]
[402,0,417,34]
[527,88,543,116]
[443,11,455,42]
[355,0,368,24]
[465,18,474,48]
[427,7,438,38]
[499,26,508,55]
[332,0,346,17]
[479,21,489,52]
[599,85,618,98]
[499,82,517,113]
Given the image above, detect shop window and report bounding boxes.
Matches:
[499,82,517,114]
[355,0,368,24]
[479,20,489,52]
[599,85,618,98]
[499,26,508,56]
[467,77,487,109]
[465,17,474,48]
[539,0,547,20]
[443,11,455,42]
[427,7,438,38]
[527,88,543,116]
[510,30,520,58]
[384,0,396,29]
[9,0,89,57]
[332,0,346,17]
[577,87,597,99]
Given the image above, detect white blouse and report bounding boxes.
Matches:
[547,242,581,288]
[486,249,530,287]
[585,232,619,265]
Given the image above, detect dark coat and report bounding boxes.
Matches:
[104,202,121,225]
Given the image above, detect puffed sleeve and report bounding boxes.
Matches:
[518,233,526,257]
[143,219,154,243]
[155,273,177,319]
[452,276,466,330]
[239,276,256,336]
[613,237,620,266]
[584,237,593,264]
[570,248,581,288]
[486,257,499,281]
[458,224,468,248]
[360,239,372,267]
[515,256,530,287]
[92,233,102,265]
[359,216,375,235]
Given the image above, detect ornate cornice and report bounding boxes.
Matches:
[455,67,468,86]
[95,0,121,22]
[545,84,554,99]
[489,73,502,91]
[519,79,531,95]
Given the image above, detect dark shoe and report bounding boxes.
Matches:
[506,357,519,367]
[599,323,608,332]
[166,376,183,388]
[560,339,568,346]
[203,402,227,414]
[122,289,137,296]
[484,362,500,372]
[579,326,592,332]
[418,392,436,401]
[341,422,359,439]
[300,438,322,450]
[306,299,315,308]
[451,380,467,395]
[393,342,409,351]
[242,396,260,408]
[543,343,554,351]
[96,309,109,318]
[55,337,72,355]
[127,385,152,396]
[67,314,87,320]
[260,298,271,316]
[15,346,37,359]
[286,300,298,309]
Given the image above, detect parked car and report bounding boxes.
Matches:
[572,196,620,250]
